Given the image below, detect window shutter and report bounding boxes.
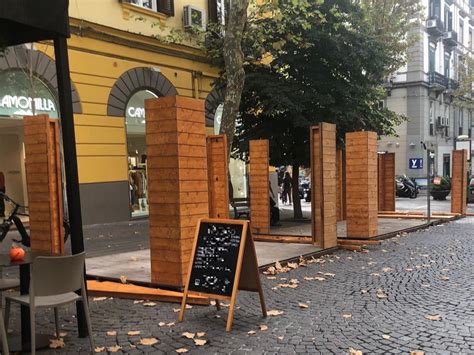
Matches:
[157,0,174,16]
[208,0,218,23]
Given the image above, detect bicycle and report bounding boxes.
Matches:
[0,192,70,247]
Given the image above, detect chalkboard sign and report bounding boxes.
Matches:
[188,222,244,297]
[179,218,267,331]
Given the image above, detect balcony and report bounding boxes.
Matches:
[443,30,458,48]
[448,79,459,90]
[426,17,444,38]
[429,72,448,91]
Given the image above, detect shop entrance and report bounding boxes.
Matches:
[0,118,27,216]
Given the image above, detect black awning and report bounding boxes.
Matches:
[0,0,69,46]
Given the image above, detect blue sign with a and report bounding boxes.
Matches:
[409,158,423,169]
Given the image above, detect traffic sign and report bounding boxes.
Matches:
[409,158,423,169]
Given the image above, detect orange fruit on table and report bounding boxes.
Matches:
[9,246,25,261]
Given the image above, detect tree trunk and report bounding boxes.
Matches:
[291,165,303,219]
[219,0,249,157]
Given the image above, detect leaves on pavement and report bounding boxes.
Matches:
[49,338,65,349]
[425,314,442,321]
[140,338,159,346]
[267,309,284,316]
[194,339,207,346]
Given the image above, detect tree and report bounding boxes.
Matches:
[231,0,406,218]
[452,56,474,111]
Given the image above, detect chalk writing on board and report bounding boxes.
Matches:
[188,222,243,296]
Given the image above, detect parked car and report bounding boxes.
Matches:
[396,175,419,198]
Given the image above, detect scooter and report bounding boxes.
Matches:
[396,175,418,199]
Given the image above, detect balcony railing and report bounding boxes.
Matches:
[443,30,458,48]
[448,79,459,90]
[429,72,448,89]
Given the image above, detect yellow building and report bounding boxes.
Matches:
[0,0,232,224]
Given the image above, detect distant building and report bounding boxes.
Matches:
[379,0,474,178]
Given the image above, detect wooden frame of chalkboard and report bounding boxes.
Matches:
[179,218,267,331]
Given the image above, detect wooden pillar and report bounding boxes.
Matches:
[346,131,378,238]
[146,96,209,287]
[311,123,337,248]
[24,115,64,255]
[451,149,468,215]
[207,135,229,219]
[249,140,270,234]
[377,153,396,212]
[336,149,346,221]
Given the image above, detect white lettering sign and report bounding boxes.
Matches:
[0,95,56,112]
[127,106,146,119]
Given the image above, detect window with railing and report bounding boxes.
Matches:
[444,6,452,31]
[430,101,435,136]
[208,0,226,25]
[459,109,464,136]
[429,43,436,73]
[125,0,174,16]
[429,0,441,18]
[459,20,464,44]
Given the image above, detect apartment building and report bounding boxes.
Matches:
[0,0,237,225]
[379,0,474,178]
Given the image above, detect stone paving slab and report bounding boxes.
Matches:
[8,217,472,354]
[86,242,322,283]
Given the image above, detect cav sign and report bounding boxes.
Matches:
[409,158,423,169]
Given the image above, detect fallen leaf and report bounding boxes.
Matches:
[304,276,314,281]
[173,308,181,313]
[298,303,309,309]
[197,332,206,337]
[159,322,166,327]
[93,297,107,302]
[376,290,388,299]
[94,346,105,352]
[107,345,122,353]
[106,331,117,336]
[267,309,284,316]
[120,275,127,284]
[287,262,298,269]
[267,276,277,280]
[133,300,144,304]
[176,349,189,353]
[277,336,284,340]
[381,249,388,253]
[425,314,442,321]
[49,338,65,349]
[194,339,207,346]
[182,332,195,339]
[349,348,363,355]
[186,304,193,309]
[382,267,393,273]
[264,266,276,275]
[248,330,257,335]
[58,331,67,337]
[342,313,352,319]
[421,283,431,288]
[214,315,221,318]
[361,289,368,294]
[410,351,424,355]
[275,261,282,270]
[439,276,450,281]
[140,338,159,346]
[259,325,268,331]
[166,322,176,327]
[405,268,414,272]
[314,277,326,281]
[382,334,391,340]
[323,273,335,277]
[143,302,156,307]
[127,330,141,336]
[370,273,381,277]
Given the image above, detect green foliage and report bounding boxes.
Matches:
[230,0,406,167]
[430,176,451,191]
[452,56,474,111]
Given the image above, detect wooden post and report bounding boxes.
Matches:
[377,153,396,212]
[207,135,229,219]
[345,131,378,238]
[146,96,209,287]
[451,149,468,215]
[23,115,64,255]
[311,123,337,248]
[336,149,346,221]
[249,140,270,234]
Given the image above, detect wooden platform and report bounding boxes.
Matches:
[87,280,209,305]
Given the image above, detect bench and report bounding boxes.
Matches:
[230,197,250,219]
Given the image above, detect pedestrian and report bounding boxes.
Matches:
[282,171,292,205]
[0,172,5,218]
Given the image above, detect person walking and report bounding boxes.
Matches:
[0,172,5,218]
[282,171,292,205]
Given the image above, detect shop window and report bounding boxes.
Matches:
[126,90,158,217]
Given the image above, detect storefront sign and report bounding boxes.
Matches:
[127,106,145,118]
[0,95,56,113]
[125,90,158,135]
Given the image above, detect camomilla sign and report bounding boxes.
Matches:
[0,95,57,113]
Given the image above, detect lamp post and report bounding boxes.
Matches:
[421,141,431,224]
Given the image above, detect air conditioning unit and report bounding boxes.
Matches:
[183,5,204,29]
[426,19,437,28]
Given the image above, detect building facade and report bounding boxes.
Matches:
[0,0,241,225]
[379,0,474,178]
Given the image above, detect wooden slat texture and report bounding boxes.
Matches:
[311,123,337,248]
[345,131,378,238]
[451,149,468,215]
[145,96,209,287]
[336,149,346,221]
[377,153,396,212]
[206,135,229,219]
[249,140,270,234]
[24,115,64,255]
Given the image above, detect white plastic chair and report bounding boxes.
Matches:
[4,252,93,355]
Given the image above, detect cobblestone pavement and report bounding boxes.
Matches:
[6,217,474,354]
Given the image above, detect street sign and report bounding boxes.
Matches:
[409,158,423,169]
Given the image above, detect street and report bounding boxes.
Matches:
[15,216,473,354]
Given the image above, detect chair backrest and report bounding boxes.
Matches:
[31,253,85,297]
